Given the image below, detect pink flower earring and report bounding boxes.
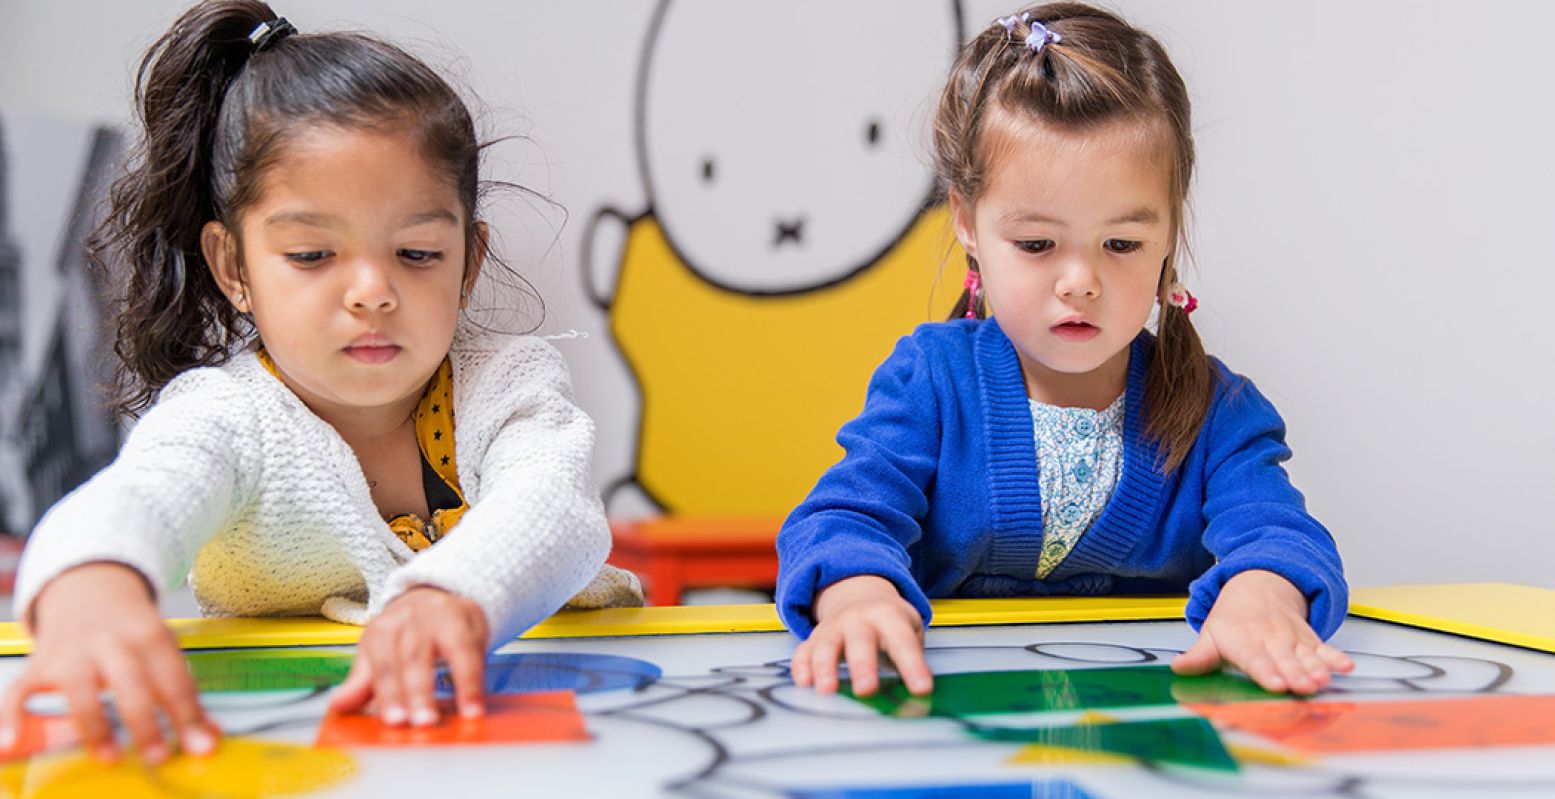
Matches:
[1166,283,1198,315]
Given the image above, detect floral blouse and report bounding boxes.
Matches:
[1029,393,1126,578]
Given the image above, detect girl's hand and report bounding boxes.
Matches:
[1172,569,1354,694]
[790,575,933,697]
[328,586,489,725]
[0,563,216,764]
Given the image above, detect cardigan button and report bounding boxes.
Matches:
[1059,501,1084,525]
[1073,459,1094,483]
[1074,416,1097,438]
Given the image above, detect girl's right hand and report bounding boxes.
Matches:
[0,563,217,764]
[790,574,933,697]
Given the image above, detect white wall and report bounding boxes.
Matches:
[3,0,1551,589]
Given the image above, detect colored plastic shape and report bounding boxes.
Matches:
[1005,744,1130,766]
[0,738,356,798]
[845,666,1275,717]
[315,690,588,747]
[435,651,662,698]
[0,713,76,762]
[1190,694,1555,753]
[185,648,354,693]
[785,778,1098,798]
[973,716,1239,772]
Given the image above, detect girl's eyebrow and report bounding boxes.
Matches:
[265,210,335,228]
[1001,209,1064,226]
[261,210,460,229]
[999,207,1161,226]
[1107,207,1161,225]
[401,210,460,228]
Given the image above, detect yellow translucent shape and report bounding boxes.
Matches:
[0,738,356,798]
[1005,744,1130,766]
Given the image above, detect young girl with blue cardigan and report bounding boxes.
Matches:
[777,2,1350,699]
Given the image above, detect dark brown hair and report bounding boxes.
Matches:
[90,0,540,417]
[935,2,1214,473]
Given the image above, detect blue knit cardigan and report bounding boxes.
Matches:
[775,318,1347,639]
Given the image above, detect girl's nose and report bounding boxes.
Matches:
[1055,256,1101,299]
[343,259,399,313]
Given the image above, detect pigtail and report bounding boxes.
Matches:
[89,0,277,417]
[946,255,986,321]
[1144,263,1214,474]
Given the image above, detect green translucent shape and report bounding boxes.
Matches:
[972,716,1239,772]
[844,666,1276,717]
[186,648,354,693]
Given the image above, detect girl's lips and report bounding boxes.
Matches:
[343,344,401,364]
[1051,322,1100,343]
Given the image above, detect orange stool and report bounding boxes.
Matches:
[0,535,23,594]
[607,517,781,606]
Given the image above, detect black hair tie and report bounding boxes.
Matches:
[248,17,297,53]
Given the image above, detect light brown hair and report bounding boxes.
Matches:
[935,2,1214,473]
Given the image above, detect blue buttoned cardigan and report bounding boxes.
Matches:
[775,318,1347,639]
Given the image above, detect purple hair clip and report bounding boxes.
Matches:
[997,12,1031,36]
[1024,20,1062,54]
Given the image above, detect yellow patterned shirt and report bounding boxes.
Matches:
[256,350,467,551]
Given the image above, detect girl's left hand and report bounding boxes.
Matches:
[1171,569,1353,694]
[327,587,489,725]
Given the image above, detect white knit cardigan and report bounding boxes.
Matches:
[15,328,638,645]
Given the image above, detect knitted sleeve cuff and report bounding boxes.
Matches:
[776,543,932,639]
[1186,551,1350,640]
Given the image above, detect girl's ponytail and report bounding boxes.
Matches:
[1145,265,1214,474]
[91,0,277,417]
[96,1,528,416]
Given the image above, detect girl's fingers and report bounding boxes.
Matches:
[1318,643,1354,673]
[60,670,116,761]
[877,620,933,696]
[98,650,166,764]
[807,631,843,694]
[1237,648,1286,694]
[1170,633,1222,676]
[397,632,438,727]
[365,631,408,726]
[440,629,486,719]
[328,656,374,715]
[1272,648,1317,695]
[1265,632,1321,695]
[789,640,813,687]
[1294,644,1332,686]
[144,645,216,756]
[840,626,880,697]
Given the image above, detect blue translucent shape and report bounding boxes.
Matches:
[435,652,662,698]
[787,778,1097,799]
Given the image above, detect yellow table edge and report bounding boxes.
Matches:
[1347,582,1555,654]
[0,583,1549,654]
[0,595,1188,655]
